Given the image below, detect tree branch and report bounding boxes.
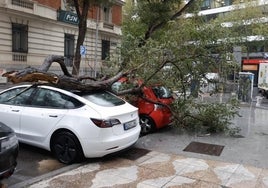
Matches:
[144,0,195,41]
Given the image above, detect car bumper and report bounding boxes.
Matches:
[150,110,173,129]
[80,128,140,158]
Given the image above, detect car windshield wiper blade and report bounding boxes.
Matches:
[5,84,38,102]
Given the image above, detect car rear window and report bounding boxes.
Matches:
[81,91,125,107]
[152,86,173,99]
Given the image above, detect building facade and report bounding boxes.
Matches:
[0,0,124,81]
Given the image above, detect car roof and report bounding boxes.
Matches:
[5,84,104,95]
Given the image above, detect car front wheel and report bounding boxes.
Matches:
[51,131,84,164]
[139,115,156,135]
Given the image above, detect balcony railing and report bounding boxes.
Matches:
[13,53,27,62]
[103,22,114,30]
[11,0,33,9]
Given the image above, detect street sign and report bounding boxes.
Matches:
[80,45,86,57]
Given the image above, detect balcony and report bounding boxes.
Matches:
[13,53,27,62]
[103,22,114,30]
[11,0,33,9]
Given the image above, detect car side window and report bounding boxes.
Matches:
[31,88,83,109]
[0,87,34,105]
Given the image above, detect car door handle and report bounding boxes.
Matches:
[11,110,20,112]
[49,115,58,118]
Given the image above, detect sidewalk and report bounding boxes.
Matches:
[21,99,268,187]
[2,84,268,187]
[25,148,267,188]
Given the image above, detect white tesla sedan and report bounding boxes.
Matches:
[0,84,141,164]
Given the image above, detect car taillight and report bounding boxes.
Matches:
[91,118,121,128]
[0,133,18,152]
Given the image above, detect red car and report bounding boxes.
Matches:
[112,79,174,134]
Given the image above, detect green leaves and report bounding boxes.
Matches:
[110,0,268,135]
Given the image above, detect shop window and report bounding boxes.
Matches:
[12,23,28,53]
[64,34,74,66]
[102,40,110,60]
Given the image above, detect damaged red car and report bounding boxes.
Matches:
[112,78,174,134]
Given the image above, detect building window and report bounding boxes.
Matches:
[64,34,74,66]
[103,6,111,23]
[62,0,75,12]
[201,0,211,10]
[223,0,232,6]
[102,40,110,60]
[12,23,28,53]
[214,0,232,7]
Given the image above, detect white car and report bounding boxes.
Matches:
[0,84,141,164]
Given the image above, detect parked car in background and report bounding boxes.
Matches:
[112,78,174,134]
[0,122,19,180]
[0,84,141,164]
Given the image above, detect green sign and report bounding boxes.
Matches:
[58,10,79,25]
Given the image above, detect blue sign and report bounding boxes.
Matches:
[80,45,86,56]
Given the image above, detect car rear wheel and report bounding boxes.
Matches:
[51,131,84,164]
[139,115,156,135]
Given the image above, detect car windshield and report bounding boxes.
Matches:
[0,87,35,105]
[81,91,125,107]
[152,86,173,99]
[111,82,122,92]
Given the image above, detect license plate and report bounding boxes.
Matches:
[124,120,137,130]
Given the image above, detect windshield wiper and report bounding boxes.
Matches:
[5,84,38,102]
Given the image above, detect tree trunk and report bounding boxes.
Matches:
[2,55,139,94]
[72,0,90,76]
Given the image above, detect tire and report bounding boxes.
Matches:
[51,131,84,164]
[139,115,156,135]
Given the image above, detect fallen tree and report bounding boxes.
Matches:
[2,55,140,93]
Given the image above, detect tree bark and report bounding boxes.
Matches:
[72,0,90,76]
[2,55,139,94]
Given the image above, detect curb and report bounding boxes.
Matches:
[9,163,84,188]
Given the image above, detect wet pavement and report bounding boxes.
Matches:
[26,148,268,188]
[24,93,268,187]
[136,104,268,169]
[1,84,268,187]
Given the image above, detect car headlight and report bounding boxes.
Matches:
[0,133,18,153]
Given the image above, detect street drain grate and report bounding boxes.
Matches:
[121,147,151,160]
[183,141,224,156]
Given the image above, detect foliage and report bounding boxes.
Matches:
[212,0,268,54]
[107,0,268,134]
[171,95,240,134]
